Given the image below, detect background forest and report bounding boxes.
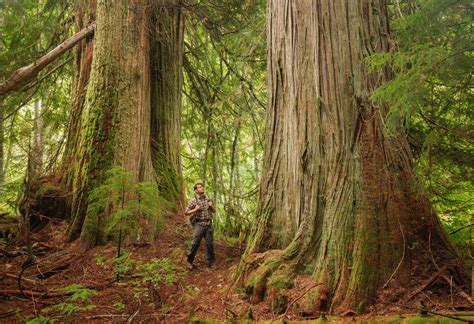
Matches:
[1,0,471,256]
[0,0,472,321]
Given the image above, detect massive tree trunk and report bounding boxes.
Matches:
[150,0,184,209]
[240,0,467,313]
[64,0,184,245]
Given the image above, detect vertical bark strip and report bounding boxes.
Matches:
[62,0,96,190]
[150,0,184,209]
[0,99,4,200]
[242,0,464,311]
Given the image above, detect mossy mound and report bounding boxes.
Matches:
[19,175,69,231]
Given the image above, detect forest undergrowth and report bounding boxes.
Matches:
[0,213,472,323]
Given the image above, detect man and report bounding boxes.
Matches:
[185,182,216,270]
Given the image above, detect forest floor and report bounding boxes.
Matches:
[1,213,473,323]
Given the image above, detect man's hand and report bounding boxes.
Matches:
[193,204,201,212]
[208,200,216,212]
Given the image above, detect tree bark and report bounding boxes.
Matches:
[65,0,183,245]
[62,0,96,190]
[0,9,4,200]
[240,0,467,312]
[150,0,184,210]
[0,98,4,200]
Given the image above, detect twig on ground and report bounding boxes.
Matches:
[367,294,471,322]
[441,274,473,305]
[402,266,447,304]
[273,283,323,322]
[0,289,74,298]
[4,272,36,284]
[126,307,140,323]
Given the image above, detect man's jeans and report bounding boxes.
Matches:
[187,223,215,265]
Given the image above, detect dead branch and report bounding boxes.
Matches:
[0,22,95,98]
[402,266,447,304]
[0,279,115,299]
[272,283,323,322]
[3,273,36,284]
[0,289,74,298]
[441,274,474,304]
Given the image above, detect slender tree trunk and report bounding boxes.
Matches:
[64,0,184,245]
[240,0,467,312]
[0,9,5,200]
[227,118,242,234]
[31,100,44,177]
[202,111,211,185]
[211,138,218,212]
[253,128,259,182]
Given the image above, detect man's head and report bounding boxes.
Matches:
[193,182,205,195]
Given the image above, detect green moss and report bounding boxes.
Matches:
[35,183,57,197]
[267,267,294,290]
[356,301,366,314]
[153,150,181,210]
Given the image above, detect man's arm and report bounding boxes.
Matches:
[185,199,200,216]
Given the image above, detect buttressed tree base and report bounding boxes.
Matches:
[238,0,469,312]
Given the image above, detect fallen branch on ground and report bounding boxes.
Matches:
[0,289,74,298]
[402,266,447,304]
[441,274,473,304]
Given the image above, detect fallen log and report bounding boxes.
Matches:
[0,22,96,98]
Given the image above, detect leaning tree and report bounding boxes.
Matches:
[61,0,184,246]
[239,0,469,312]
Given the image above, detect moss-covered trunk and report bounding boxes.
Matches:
[240,0,468,313]
[62,0,96,189]
[64,0,183,246]
[150,0,184,210]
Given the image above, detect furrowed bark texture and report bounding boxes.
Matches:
[242,0,464,311]
[65,0,183,245]
[150,0,184,209]
[62,0,96,189]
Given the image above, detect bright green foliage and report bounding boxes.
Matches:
[113,302,125,310]
[367,0,473,256]
[98,251,183,287]
[0,0,73,211]
[182,0,266,238]
[133,258,181,285]
[41,284,97,316]
[86,167,166,244]
[26,316,55,324]
[55,284,97,302]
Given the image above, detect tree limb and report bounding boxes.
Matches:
[0,22,96,99]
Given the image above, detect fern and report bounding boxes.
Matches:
[87,167,166,248]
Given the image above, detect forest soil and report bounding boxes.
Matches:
[0,214,472,322]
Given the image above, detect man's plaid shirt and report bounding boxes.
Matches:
[185,195,213,226]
